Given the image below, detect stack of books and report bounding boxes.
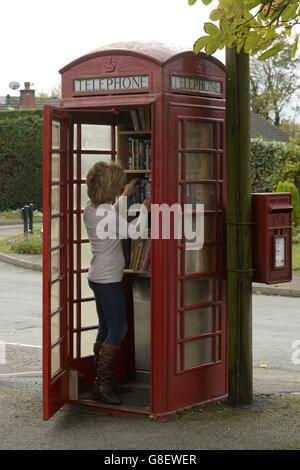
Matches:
[129,238,151,272]
[130,108,151,131]
[127,138,151,170]
[129,179,151,204]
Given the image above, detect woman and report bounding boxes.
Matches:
[84,161,150,405]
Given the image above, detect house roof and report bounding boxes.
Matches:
[0,96,60,110]
[250,111,289,143]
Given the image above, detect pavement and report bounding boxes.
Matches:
[0,224,299,295]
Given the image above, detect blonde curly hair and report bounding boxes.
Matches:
[86,161,126,206]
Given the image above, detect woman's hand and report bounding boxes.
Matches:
[122,179,140,198]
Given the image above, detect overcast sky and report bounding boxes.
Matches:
[0,0,222,96]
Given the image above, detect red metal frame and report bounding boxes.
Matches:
[43,106,71,419]
[43,44,227,420]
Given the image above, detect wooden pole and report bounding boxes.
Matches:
[226,48,253,405]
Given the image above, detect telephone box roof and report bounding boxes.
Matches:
[59,40,225,73]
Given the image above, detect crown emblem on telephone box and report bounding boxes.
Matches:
[104,57,117,73]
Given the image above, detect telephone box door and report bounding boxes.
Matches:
[43,106,71,419]
[165,104,227,411]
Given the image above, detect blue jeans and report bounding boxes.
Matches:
[88,280,128,347]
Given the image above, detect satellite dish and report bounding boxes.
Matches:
[9,81,20,90]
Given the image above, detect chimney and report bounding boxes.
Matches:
[20,82,36,109]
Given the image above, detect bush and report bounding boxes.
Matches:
[0,110,43,211]
[251,138,288,193]
[10,233,42,255]
[276,181,300,227]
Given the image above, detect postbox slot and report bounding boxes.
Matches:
[268,204,293,213]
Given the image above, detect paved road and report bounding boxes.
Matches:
[0,261,300,450]
[0,224,23,240]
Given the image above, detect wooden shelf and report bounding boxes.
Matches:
[124,269,151,277]
[118,130,151,135]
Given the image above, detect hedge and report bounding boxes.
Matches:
[251,138,300,193]
[0,110,43,211]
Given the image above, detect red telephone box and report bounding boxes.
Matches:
[43,42,227,420]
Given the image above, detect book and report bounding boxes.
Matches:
[129,238,151,272]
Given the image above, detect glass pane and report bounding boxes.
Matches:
[81,272,93,299]
[51,343,61,377]
[81,125,112,150]
[178,312,182,339]
[51,153,60,182]
[178,153,182,181]
[81,184,89,210]
[51,312,61,344]
[204,214,215,242]
[177,344,182,371]
[185,337,212,368]
[218,154,223,180]
[73,276,77,301]
[81,154,112,180]
[81,301,98,328]
[73,154,77,179]
[72,303,77,330]
[185,153,214,180]
[73,184,78,209]
[178,249,182,275]
[51,249,60,279]
[51,217,60,248]
[52,121,60,149]
[216,335,221,361]
[184,278,212,306]
[217,306,222,331]
[185,246,212,274]
[73,333,77,359]
[51,185,60,213]
[73,214,77,241]
[73,125,77,150]
[186,122,214,149]
[184,307,213,337]
[73,244,77,270]
[186,184,215,210]
[81,243,92,270]
[51,281,60,312]
[178,281,182,307]
[81,329,98,357]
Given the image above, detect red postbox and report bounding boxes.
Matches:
[42,41,227,420]
[252,192,293,284]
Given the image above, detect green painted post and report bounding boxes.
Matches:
[226,48,253,405]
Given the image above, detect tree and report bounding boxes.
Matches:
[189,0,300,59]
[250,46,300,125]
[188,0,300,406]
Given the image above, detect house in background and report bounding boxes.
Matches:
[0,82,60,110]
[250,111,289,143]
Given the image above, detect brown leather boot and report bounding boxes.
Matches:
[94,343,121,405]
[93,341,103,370]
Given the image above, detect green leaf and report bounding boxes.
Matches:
[292,35,299,57]
[201,0,213,5]
[257,42,286,61]
[244,0,262,9]
[244,32,260,53]
[210,9,224,21]
[193,36,210,54]
[281,3,299,22]
[188,0,197,5]
[204,22,220,36]
[205,36,220,55]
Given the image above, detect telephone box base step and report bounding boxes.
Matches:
[69,382,150,416]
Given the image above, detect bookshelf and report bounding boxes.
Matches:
[117,106,152,276]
